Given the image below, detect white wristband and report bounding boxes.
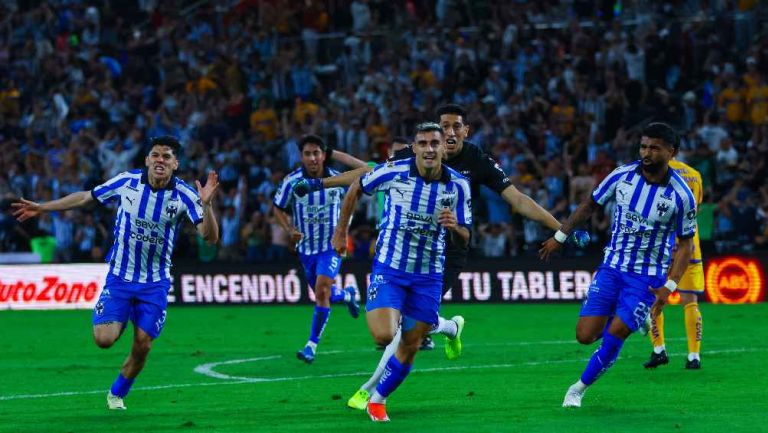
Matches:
[664,280,678,292]
[554,229,568,243]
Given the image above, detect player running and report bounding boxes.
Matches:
[272,134,360,364]
[539,123,698,407]
[12,136,220,410]
[332,122,472,421]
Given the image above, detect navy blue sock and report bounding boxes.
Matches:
[329,285,346,303]
[110,373,134,398]
[309,306,331,344]
[376,355,412,398]
[580,331,624,386]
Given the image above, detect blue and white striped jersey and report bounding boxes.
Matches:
[273,166,345,255]
[91,169,205,283]
[361,158,472,276]
[592,161,697,277]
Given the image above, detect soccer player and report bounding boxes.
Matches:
[331,122,472,422]
[11,136,220,410]
[643,159,704,369]
[539,123,698,407]
[272,134,360,364]
[297,104,577,410]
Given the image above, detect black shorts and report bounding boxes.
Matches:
[441,252,468,296]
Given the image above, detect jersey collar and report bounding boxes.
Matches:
[634,162,673,185]
[409,158,452,183]
[141,169,177,191]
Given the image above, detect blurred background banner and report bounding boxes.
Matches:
[3,254,763,309]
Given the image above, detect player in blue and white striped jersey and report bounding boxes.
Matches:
[272,134,360,364]
[539,123,697,408]
[332,123,471,422]
[12,136,220,410]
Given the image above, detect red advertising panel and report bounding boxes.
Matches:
[705,257,765,304]
[0,264,108,310]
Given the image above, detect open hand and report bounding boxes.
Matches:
[538,237,563,261]
[649,286,671,319]
[11,198,43,222]
[195,171,220,205]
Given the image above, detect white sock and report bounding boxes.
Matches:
[688,352,700,361]
[361,327,402,394]
[306,341,317,352]
[653,345,665,354]
[370,390,386,404]
[572,380,587,393]
[429,316,458,338]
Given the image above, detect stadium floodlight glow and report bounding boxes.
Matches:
[705,257,765,304]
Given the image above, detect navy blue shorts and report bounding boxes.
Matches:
[92,273,170,339]
[580,265,664,332]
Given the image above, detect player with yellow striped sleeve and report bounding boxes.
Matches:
[643,159,704,370]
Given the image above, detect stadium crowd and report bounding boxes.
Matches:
[0,0,767,264]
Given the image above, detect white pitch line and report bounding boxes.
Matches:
[0,347,763,402]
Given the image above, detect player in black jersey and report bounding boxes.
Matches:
[295,104,586,410]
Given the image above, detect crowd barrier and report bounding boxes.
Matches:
[0,255,764,310]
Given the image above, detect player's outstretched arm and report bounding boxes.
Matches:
[195,171,220,244]
[501,185,560,231]
[330,149,369,169]
[11,191,94,221]
[650,236,693,318]
[332,180,363,256]
[538,195,599,261]
[292,166,373,197]
[323,166,372,188]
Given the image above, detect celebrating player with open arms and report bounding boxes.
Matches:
[12,136,219,410]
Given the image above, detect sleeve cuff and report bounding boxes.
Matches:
[90,190,102,205]
[678,232,695,240]
[359,177,372,196]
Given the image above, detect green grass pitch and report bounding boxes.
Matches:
[1,303,766,433]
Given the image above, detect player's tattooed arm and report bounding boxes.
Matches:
[559,196,600,235]
[651,236,693,318]
[538,196,599,261]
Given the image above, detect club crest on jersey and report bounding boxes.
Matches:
[328,189,339,200]
[656,201,670,217]
[438,192,456,208]
[166,202,178,218]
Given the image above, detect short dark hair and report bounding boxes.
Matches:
[436,104,468,121]
[642,122,679,150]
[297,134,327,153]
[392,136,409,145]
[414,122,443,136]
[150,136,181,156]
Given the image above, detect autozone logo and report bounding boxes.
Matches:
[0,264,108,310]
[0,277,99,303]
